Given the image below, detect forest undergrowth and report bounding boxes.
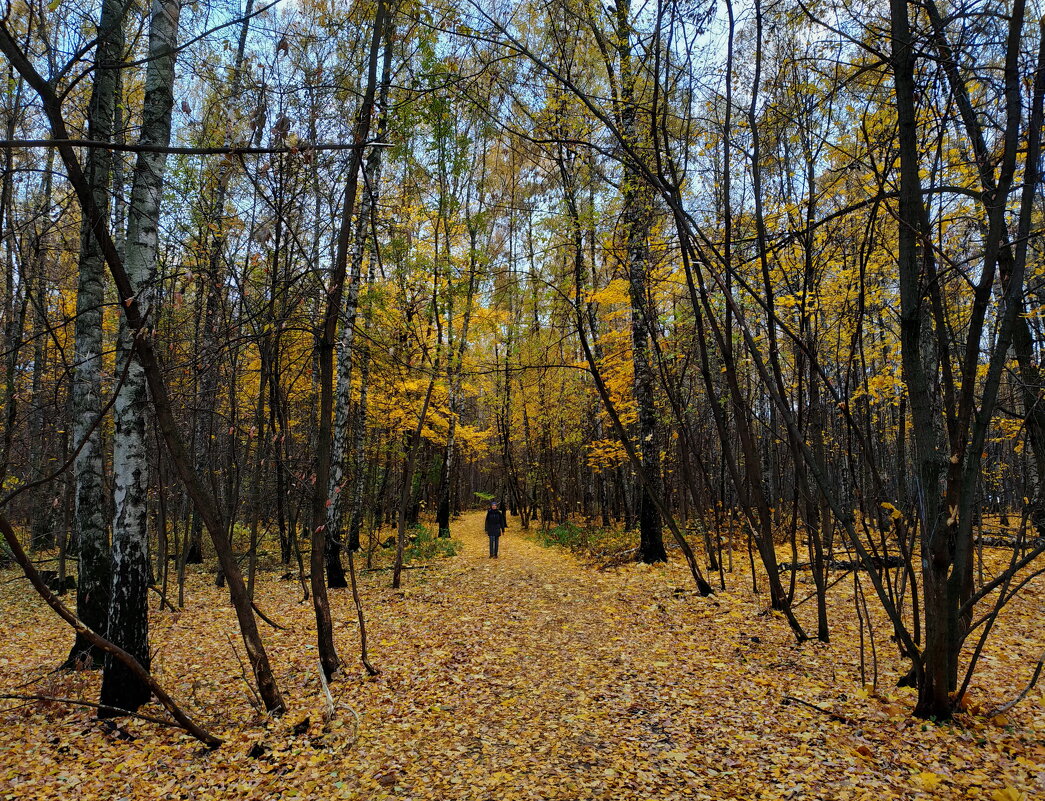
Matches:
[0,512,1042,801]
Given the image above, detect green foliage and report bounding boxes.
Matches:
[537,521,589,550]
[405,524,461,562]
[536,520,633,557]
[474,491,495,502]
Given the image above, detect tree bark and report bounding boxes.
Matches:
[890,0,950,718]
[102,0,185,714]
[1,512,220,746]
[0,19,286,718]
[327,14,394,579]
[66,0,127,670]
[311,0,388,677]
[615,0,665,563]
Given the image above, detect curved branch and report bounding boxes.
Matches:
[0,513,222,747]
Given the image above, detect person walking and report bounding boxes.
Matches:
[484,500,507,558]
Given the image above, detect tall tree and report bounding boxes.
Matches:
[326,11,397,584]
[613,0,666,563]
[65,0,127,670]
[311,0,389,678]
[100,0,184,713]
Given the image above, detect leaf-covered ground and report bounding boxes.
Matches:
[1,512,1042,800]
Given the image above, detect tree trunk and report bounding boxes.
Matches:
[327,14,394,579]
[29,168,56,552]
[394,377,436,589]
[66,0,126,670]
[311,0,388,677]
[890,0,951,719]
[0,19,287,719]
[616,0,665,563]
[101,0,184,715]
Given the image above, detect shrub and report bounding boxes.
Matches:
[404,524,461,561]
[537,521,588,550]
[0,537,13,567]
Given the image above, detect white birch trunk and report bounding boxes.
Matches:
[101,0,182,713]
[326,20,395,575]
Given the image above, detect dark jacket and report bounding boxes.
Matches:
[484,508,507,536]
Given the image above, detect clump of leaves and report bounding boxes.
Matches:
[1,511,1041,800]
[404,524,460,561]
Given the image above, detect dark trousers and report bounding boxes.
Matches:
[488,534,500,557]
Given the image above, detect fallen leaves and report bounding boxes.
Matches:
[916,771,942,790]
[0,512,1042,800]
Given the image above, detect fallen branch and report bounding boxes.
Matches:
[0,512,222,747]
[348,549,380,676]
[226,634,262,713]
[148,583,178,612]
[986,653,1044,719]
[597,547,639,570]
[251,602,286,630]
[778,556,905,573]
[0,693,181,728]
[10,666,64,691]
[793,569,854,609]
[781,694,855,724]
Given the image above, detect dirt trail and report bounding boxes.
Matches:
[351,510,723,798]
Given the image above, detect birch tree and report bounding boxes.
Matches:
[325,14,396,587]
[100,0,184,713]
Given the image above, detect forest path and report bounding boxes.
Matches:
[341,512,855,800]
[2,512,1039,800]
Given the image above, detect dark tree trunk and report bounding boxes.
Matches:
[65,0,127,670]
[890,0,951,719]
[615,0,665,563]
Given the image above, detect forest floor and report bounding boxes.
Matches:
[1,511,1043,801]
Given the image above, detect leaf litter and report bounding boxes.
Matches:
[0,512,1042,800]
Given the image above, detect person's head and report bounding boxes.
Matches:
[490,501,498,509]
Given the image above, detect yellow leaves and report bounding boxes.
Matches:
[992,788,1028,801]
[880,699,906,718]
[774,292,807,312]
[587,438,628,471]
[589,278,631,310]
[916,771,943,790]
[993,418,1025,442]
[851,369,905,407]
[455,424,492,457]
[880,502,903,521]
[3,512,1043,800]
